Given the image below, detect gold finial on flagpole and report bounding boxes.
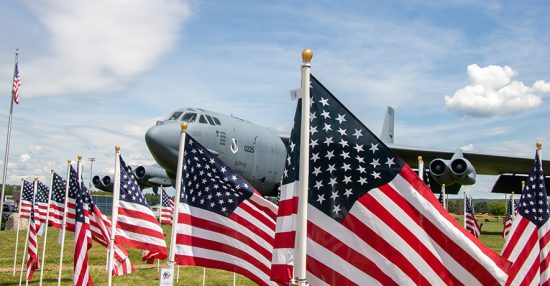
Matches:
[115,145,120,152]
[417,156,422,161]
[77,155,82,161]
[181,122,188,132]
[302,49,313,63]
[67,160,71,164]
[536,141,542,149]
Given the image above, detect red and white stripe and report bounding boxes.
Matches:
[48,200,65,229]
[501,213,550,285]
[26,216,39,281]
[175,190,278,286]
[19,199,33,219]
[35,201,49,233]
[115,201,167,260]
[160,199,174,225]
[272,166,511,285]
[74,204,92,286]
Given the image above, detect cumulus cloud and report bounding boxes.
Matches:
[445,64,549,117]
[20,154,31,162]
[460,144,474,152]
[23,0,191,96]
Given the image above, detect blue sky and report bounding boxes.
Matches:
[0,0,549,199]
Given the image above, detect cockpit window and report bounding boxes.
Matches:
[168,112,183,121]
[205,115,216,125]
[199,115,208,124]
[212,117,221,125]
[180,112,197,123]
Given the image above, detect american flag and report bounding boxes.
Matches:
[501,150,550,285]
[464,194,481,238]
[26,184,39,281]
[173,135,279,286]
[502,196,516,239]
[35,181,50,233]
[438,192,445,208]
[48,173,67,229]
[73,176,93,286]
[12,59,21,104]
[63,166,80,232]
[115,155,167,262]
[160,188,174,225]
[271,75,510,285]
[19,180,34,219]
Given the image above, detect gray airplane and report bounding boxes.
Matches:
[94,106,549,196]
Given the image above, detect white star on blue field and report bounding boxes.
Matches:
[0,1,549,199]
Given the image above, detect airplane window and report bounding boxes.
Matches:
[199,115,207,124]
[205,115,216,125]
[213,117,221,125]
[168,112,183,121]
[180,112,197,122]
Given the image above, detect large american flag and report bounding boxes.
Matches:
[48,173,67,229]
[12,59,21,104]
[35,181,50,234]
[19,180,34,219]
[502,196,516,240]
[173,135,278,286]
[465,194,481,238]
[160,188,174,225]
[26,184,39,281]
[73,177,93,286]
[115,155,167,262]
[271,75,510,285]
[501,150,550,285]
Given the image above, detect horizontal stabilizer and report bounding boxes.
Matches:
[491,174,550,194]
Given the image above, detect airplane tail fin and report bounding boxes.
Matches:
[381,106,394,144]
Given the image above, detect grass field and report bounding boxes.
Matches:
[0,216,507,285]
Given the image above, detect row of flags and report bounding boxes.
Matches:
[9,56,548,286]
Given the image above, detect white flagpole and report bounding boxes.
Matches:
[463,191,467,228]
[441,184,447,210]
[202,267,206,286]
[0,49,20,231]
[57,160,71,286]
[107,147,121,286]
[176,265,180,282]
[168,122,188,277]
[418,156,424,180]
[39,169,54,286]
[294,49,312,286]
[19,178,36,286]
[233,272,236,286]
[158,186,163,271]
[12,178,25,276]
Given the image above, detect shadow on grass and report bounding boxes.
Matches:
[481,231,503,235]
[0,278,71,286]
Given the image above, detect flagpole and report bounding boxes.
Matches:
[418,156,424,180]
[19,178,36,286]
[12,178,25,276]
[168,122,188,276]
[57,160,71,286]
[157,186,163,271]
[39,169,54,286]
[463,191,467,228]
[294,49,313,286]
[441,184,447,210]
[0,49,20,231]
[107,146,121,286]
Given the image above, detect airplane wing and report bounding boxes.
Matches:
[389,143,550,175]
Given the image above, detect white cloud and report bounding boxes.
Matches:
[22,0,191,96]
[460,144,475,152]
[445,64,548,117]
[20,154,31,162]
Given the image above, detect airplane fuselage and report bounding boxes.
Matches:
[145,108,287,196]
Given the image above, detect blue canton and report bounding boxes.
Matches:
[519,152,549,227]
[180,135,253,218]
[119,155,149,206]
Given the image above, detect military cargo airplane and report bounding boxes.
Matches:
[93,106,549,196]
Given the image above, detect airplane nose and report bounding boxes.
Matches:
[145,124,180,174]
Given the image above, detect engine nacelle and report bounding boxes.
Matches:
[100,175,114,192]
[133,165,172,187]
[92,175,113,192]
[428,150,476,186]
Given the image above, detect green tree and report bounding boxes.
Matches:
[489,201,506,216]
[144,193,160,206]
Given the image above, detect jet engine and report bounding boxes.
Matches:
[100,175,114,192]
[428,150,476,186]
[133,165,172,187]
[92,175,113,192]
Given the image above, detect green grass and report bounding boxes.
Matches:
[0,225,255,285]
[0,216,508,285]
